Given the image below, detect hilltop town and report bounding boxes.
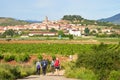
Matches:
[0,16,120,39]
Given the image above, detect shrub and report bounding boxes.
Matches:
[21,53,30,62]
[0,53,4,59]
[15,54,21,62]
[65,67,97,80]
[69,34,73,40]
[65,67,77,78]
[37,54,43,60]
[9,66,21,79]
[19,65,35,78]
[20,70,28,78]
[4,53,15,62]
[0,68,15,80]
[15,53,30,62]
[0,63,35,79]
[76,43,120,80]
[0,64,16,79]
[108,70,120,80]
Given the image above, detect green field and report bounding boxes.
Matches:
[0,43,93,55]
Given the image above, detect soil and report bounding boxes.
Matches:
[17,70,79,80]
[0,40,99,44]
[0,54,69,66]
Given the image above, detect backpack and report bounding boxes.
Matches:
[37,64,40,69]
[54,60,59,67]
[42,61,47,67]
[51,61,54,67]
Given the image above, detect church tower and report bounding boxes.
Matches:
[45,16,48,22]
[43,16,49,24]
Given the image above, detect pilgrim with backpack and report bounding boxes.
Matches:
[36,60,41,75]
[41,59,48,75]
[54,58,60,75]
[50,59,55,74]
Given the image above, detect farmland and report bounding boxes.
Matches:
[0,41,93,55]
[0,39,120,80]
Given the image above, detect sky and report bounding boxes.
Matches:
[0,0,120,21]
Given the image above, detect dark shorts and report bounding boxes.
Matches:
[55,66,60,70]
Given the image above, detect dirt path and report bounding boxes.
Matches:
[17,70,79,80]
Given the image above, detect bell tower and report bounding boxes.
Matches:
[45,16,48,22]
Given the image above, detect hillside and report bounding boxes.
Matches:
[99,13,120,24]
[0,17,30,26]
[62,15,118,27]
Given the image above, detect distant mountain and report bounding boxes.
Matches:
[24,20,42,23]
[0,17,30,26]
[99,13,120,24]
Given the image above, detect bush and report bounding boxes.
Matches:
[69,34,74,40]
[15,53,30,62]
[20,70,28,78]
[15,55,20,62]
[76,43,120,80]
[4,53,15,62]
[37,54,43,60]
[65,67,97,80]
[0,63,35,79]
[0,53,4,59]
[0,68,15,80]
[0,64,16,79]
[65,67,76,78]
[21,53,30,62]
[9,66,21,79]
[64,61,97,80]
[19,65,35,78]
[108,70,120,80]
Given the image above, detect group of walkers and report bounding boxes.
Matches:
[36,57,60,76]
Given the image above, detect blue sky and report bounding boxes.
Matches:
[0,0,120,21]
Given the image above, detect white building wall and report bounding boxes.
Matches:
[69,29,81,36]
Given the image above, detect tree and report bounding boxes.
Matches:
[58,30,65,37]
[49,28,57,32]
[84,28,90,36]
[3,29,15,37]
[62,15,83,24]
[69,34,74,40]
